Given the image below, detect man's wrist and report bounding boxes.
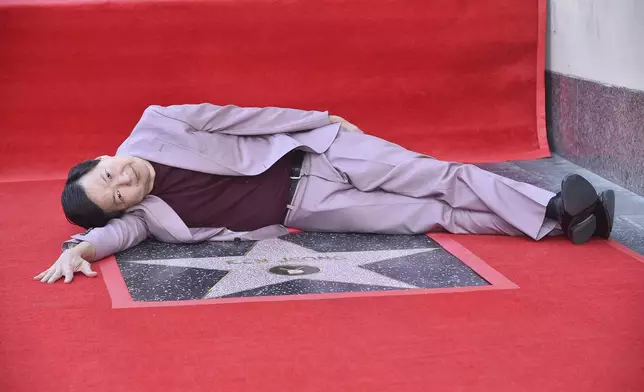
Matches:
[65,241,96,261]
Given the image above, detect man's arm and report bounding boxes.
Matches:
[65,213,149,260]
[145,103,332,136]
[35,214,149,284]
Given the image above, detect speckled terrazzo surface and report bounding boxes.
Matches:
[117,234,488,301]
[115,155,644,302]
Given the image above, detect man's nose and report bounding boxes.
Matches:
[116,171,132,186]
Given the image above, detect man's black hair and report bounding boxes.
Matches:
[61,159,122,229]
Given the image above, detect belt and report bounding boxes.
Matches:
[288,151,305,205]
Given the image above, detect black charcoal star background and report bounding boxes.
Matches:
[116,233,488,301]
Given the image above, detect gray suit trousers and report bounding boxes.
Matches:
[284,129,558,240]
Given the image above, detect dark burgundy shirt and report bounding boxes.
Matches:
[149,154,292,231]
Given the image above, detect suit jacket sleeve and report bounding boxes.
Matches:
[62,213,150,261]
[146,103,331,136]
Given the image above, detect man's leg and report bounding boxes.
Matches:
[318,129,557,239]
[285,175,529,237]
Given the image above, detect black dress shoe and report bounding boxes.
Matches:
[546,174,599,245]
[594,190,615,238]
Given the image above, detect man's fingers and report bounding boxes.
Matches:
[80,262,98,278]
[46,265,63,284]
[40,268,55,283]
[341,121,363,134]
[63,264,74,284]
[35,261,96,283]
[47,271,62,284]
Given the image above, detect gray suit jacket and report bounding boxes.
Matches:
[65,103,341,260]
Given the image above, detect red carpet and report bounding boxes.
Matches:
[2,180,644,391]
[2,1,644,391]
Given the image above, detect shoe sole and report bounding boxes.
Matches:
[569,214,596,244]
[596,190,615,238]
[561,174,599,216]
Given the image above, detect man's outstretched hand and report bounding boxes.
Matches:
[34,242,98,284]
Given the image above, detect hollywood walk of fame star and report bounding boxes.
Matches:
[123,237,439,298]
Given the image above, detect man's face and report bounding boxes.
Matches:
[79,155,155,212]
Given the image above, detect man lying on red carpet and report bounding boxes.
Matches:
[34,104,616,284]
